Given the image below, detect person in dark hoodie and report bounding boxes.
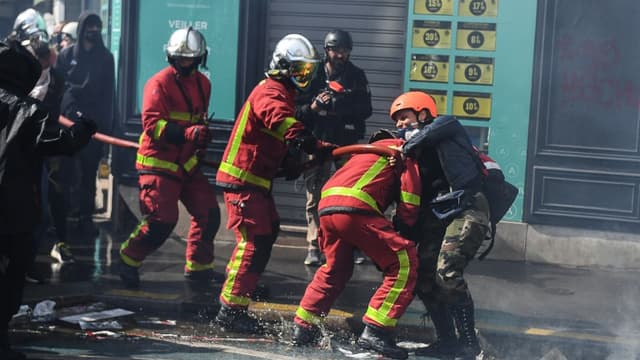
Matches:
[0,31,96,359]
[55,12,115,234]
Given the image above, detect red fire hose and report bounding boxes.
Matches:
[59,115,399,170]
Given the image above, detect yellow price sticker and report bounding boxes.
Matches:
[452,91,492,119]
[410,54,450,83]
[412,20,452,49]
[456,22,497,51]
[459,0,498,17]
[414,0,454,15]
[454,56,494,85]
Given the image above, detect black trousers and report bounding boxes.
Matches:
[0,232,31,331]
[69,141,102,220]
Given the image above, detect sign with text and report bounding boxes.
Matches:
[412,20,452,49]
[452,91,492,119]
[458,0,498,17]
[411,89,448,115]
[456,22,497,51]
[410,54,450,83]
[414,0,454,15]
[454,56,494,85]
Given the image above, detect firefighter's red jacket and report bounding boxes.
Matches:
[319,138,422,226]
[216,78,306,191]
[136,66,211,178]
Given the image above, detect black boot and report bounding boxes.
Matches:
[292,323,320,346]
[451,303,482,360]
[415,301,458,359]
[215,304,263,334]
[117,261,140,288]
[356,324,408,360]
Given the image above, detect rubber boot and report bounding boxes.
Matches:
[451,303,482,360]
[356,323,408,360]
[215,304,264,334]
[292,322,320,346]
[415,301,458,359]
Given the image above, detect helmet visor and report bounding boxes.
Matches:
[290,60,319,90]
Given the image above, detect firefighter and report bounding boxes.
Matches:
[295,29,373,266]
[118,27,221,288]
[292,133,421,360]
[391,91,490,360]
[214,34,336,333]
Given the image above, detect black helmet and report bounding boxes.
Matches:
[324,29,352,50]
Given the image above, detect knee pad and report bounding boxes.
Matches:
[146,221,176,248]
[248,233,276,274]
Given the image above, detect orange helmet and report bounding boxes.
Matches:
[389,91,438,120]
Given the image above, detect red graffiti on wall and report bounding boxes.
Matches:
[555,35,639,110]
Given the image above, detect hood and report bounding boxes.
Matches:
[73,11,104,58]
[0,40,42,96]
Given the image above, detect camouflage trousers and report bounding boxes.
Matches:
[415,191,491,305]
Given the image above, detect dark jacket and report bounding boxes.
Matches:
[0,40,93,232]
[402,115,484,197]
[295,60,372,146]
[55,12,114,134]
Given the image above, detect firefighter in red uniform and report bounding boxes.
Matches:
[214,34,335,333]
[292,134,422,360]
[118,27,220,288]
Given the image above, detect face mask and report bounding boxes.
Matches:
[85,30,100,43]
[397,127,420,141]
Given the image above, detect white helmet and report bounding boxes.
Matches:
[61,21,78,41]
[13,8,48,44]
[267,34,320,90]
[166,27,207,59]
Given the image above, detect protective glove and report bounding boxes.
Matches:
[184,125,210,149]
[392,215,416,242]
[312,91,332,112]
[69,116,97,149]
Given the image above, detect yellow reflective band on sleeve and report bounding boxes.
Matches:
[353,157,388,189]
[169,111,203,123]
[183,155,199,172]
[224,102,252,164]
[153,119,168,140]
[296,307,324,326]
[185,260,214,271]
[260,117,299,141]
[321,187,382,214]
[218,162,271,190]
[221,225,252,307]
[400,191,421,206]
[136,153,179,172]
[364,249,410,328]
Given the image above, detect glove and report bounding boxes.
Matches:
[392,215,415,241]
[278,153,303,181]
[69,117,98,149]
[312,91,332,112]
[184,125,210,149]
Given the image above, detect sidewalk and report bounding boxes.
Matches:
[22,222,640,357]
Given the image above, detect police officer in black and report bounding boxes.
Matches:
[295,29,373,266]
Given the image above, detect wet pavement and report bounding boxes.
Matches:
[13,220,640,359]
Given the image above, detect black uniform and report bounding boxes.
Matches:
[0,39,94,358]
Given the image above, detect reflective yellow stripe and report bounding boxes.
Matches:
[364,249,410,327]
[260,116,298,141]
[185,260,214,271]
[153,119,168,140]
[221,225,251,307]
[225,102,251,164]
[218,162,271,190]
[119,220,146,267]
[296,307,324,326]
[320,157,388,214]
[321,187,382,214]
[136,153,179,172]
[169,111,203,123]
[354,157,387,189]
[400,191,421,206]
[183,155,199,172]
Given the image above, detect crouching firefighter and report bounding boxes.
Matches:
[118,27,221,288]
[390,91,491,360]
[214,34,337,334]
[292,132,421,360]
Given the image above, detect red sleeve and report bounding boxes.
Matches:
[141,77,171,143]
[253,82,306,142]
[396,156,422,226]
